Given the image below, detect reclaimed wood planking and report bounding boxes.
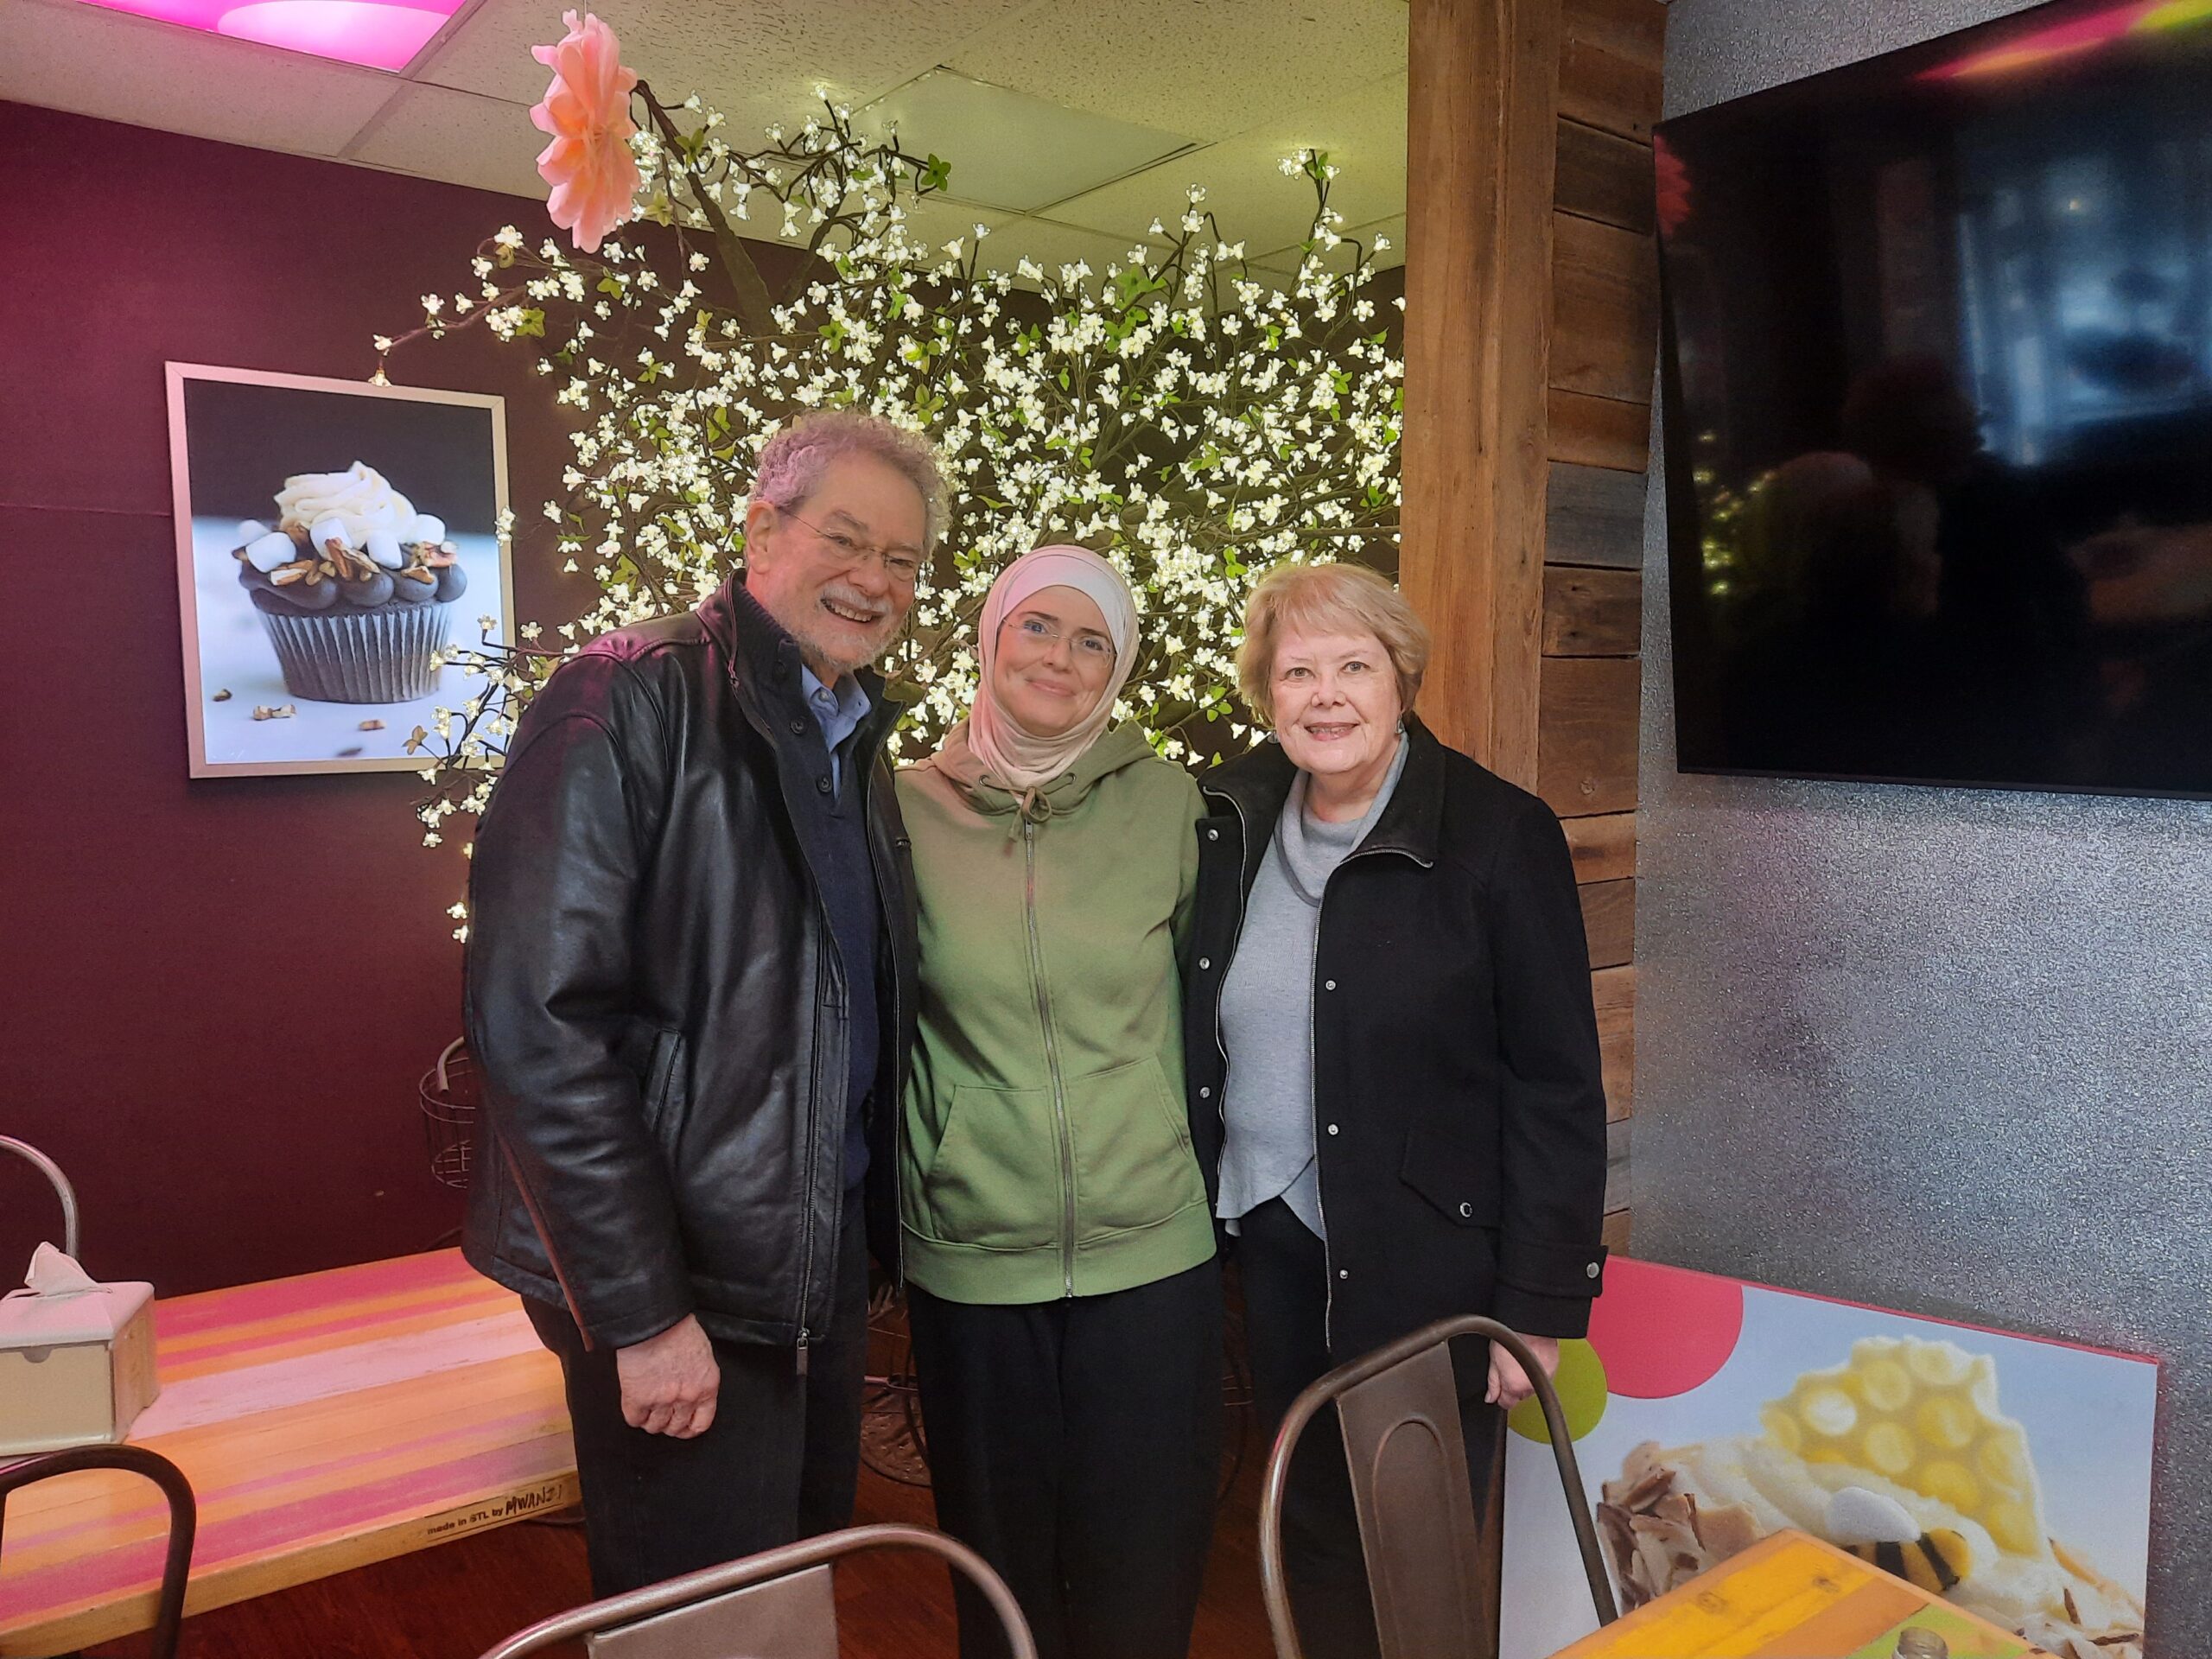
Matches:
[1548,388,1649,473]
[1593,963,1635,1121]
[1558,0,1666,143]
[1543,566,1642,658]
[1547,461,1649,569]
[1579,877,1636,971]
[1539,656,1641,817]
[1551,211,1660,405]
[1564,812,1637,885]
[1555,116,1656,235]
[1400,0,1562,784]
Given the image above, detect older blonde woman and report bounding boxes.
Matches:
[1183,562,1609,1659]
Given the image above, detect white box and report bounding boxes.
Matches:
[0,1280,161,1453]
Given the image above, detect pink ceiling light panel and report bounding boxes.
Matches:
[74,0,466,70]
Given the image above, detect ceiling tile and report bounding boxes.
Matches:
[416,0,1041,124]
[855,68,1192,213]
[1042,70,1404,264]
[347,80,543,199]
[948,0,1404,142]
[0,0,399,155]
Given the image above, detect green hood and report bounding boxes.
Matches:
[929,721,1163,829]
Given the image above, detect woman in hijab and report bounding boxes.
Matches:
[897,544,1220,1659]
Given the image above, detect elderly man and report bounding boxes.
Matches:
[463,409,944,1594]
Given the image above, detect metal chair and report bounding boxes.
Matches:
[0,1444,197,1659]
[1259,1315,1618,1659]
[476,1521,1037,1659]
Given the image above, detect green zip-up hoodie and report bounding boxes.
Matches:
[896,723,1217,1304]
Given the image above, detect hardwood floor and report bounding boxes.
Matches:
[82,1403,1275,1659]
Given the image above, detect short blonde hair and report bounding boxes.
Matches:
[1236,562,1429,727]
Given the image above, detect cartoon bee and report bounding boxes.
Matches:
[1841,1528,1972,1593]
[1827,1485,1973,1595]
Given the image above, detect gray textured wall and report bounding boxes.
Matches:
[1640,0,2212,1642]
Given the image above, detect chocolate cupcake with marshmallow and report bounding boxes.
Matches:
[232,461,467,702]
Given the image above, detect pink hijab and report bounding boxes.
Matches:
[954,544,1140,794]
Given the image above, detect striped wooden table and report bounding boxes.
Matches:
[1547,1529,2042,1658]
[0,1249,574,1656]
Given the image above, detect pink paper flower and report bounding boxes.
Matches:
[530,10,640,255]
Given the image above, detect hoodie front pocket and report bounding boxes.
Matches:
[922,1080,1064,1250]
[1068,1056,1206,1237]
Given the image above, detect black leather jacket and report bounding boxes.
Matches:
[1184,720,1608,1359]
[461,578,918,1351]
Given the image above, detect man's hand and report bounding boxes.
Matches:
[615,1314,719,1438]
[1485,1333,1561,1412]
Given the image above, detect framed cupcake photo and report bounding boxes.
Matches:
[166,364,513,778]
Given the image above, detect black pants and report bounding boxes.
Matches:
[1236,1198,1499,1659]
[906,1258,1224,1659]
[525,1197,870,1597]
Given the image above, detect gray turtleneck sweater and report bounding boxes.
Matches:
[1215,737,1409,1238]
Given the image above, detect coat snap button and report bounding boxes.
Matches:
[790,718,809,735]
[1586,1262,1600,1279]
[1199,1086,1212,1100]
[1325,1123,1339,1135]
[1206,828,1220,841]
[1198,957,1211,970]
[1338,1269,1349,1280]
[1458,1201,1472,1217]
[816,775,833,795]
[1323,979,1337,991]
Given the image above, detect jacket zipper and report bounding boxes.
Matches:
[791,876,837,1373]
[1023,816,1078,1298]
[796,960,831,1380]
[1207,791,1255,1139]
[862,788,908,1290]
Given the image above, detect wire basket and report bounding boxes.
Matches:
[420,1038,481,1190]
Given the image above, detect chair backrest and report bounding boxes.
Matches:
[476,1522,1036,1659]
[0,1443,196,1659]
[1258,1315,1618,1659]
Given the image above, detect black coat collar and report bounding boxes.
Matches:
[1201,715,1446,871]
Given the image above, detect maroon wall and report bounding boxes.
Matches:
[0,101,584,1295]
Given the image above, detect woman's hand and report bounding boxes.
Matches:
[1485,1333,1560,1411]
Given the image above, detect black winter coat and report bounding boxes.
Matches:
[462,579,918,1351]
[1184,720,1608,1359]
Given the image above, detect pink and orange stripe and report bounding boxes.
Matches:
[0,1250,573,1656]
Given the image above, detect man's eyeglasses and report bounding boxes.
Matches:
[776,504,926,588]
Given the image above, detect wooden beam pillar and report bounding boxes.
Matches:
[1399,0,1564,789]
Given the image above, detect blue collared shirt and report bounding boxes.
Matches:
[800,665,871,792]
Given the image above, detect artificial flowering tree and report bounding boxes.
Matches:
[381,11,1405,933]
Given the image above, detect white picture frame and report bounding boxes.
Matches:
[166,363,513,779]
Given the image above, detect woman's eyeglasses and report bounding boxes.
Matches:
[1006,613,1116,662]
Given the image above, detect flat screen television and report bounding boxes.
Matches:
[1656,0,2212,797]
